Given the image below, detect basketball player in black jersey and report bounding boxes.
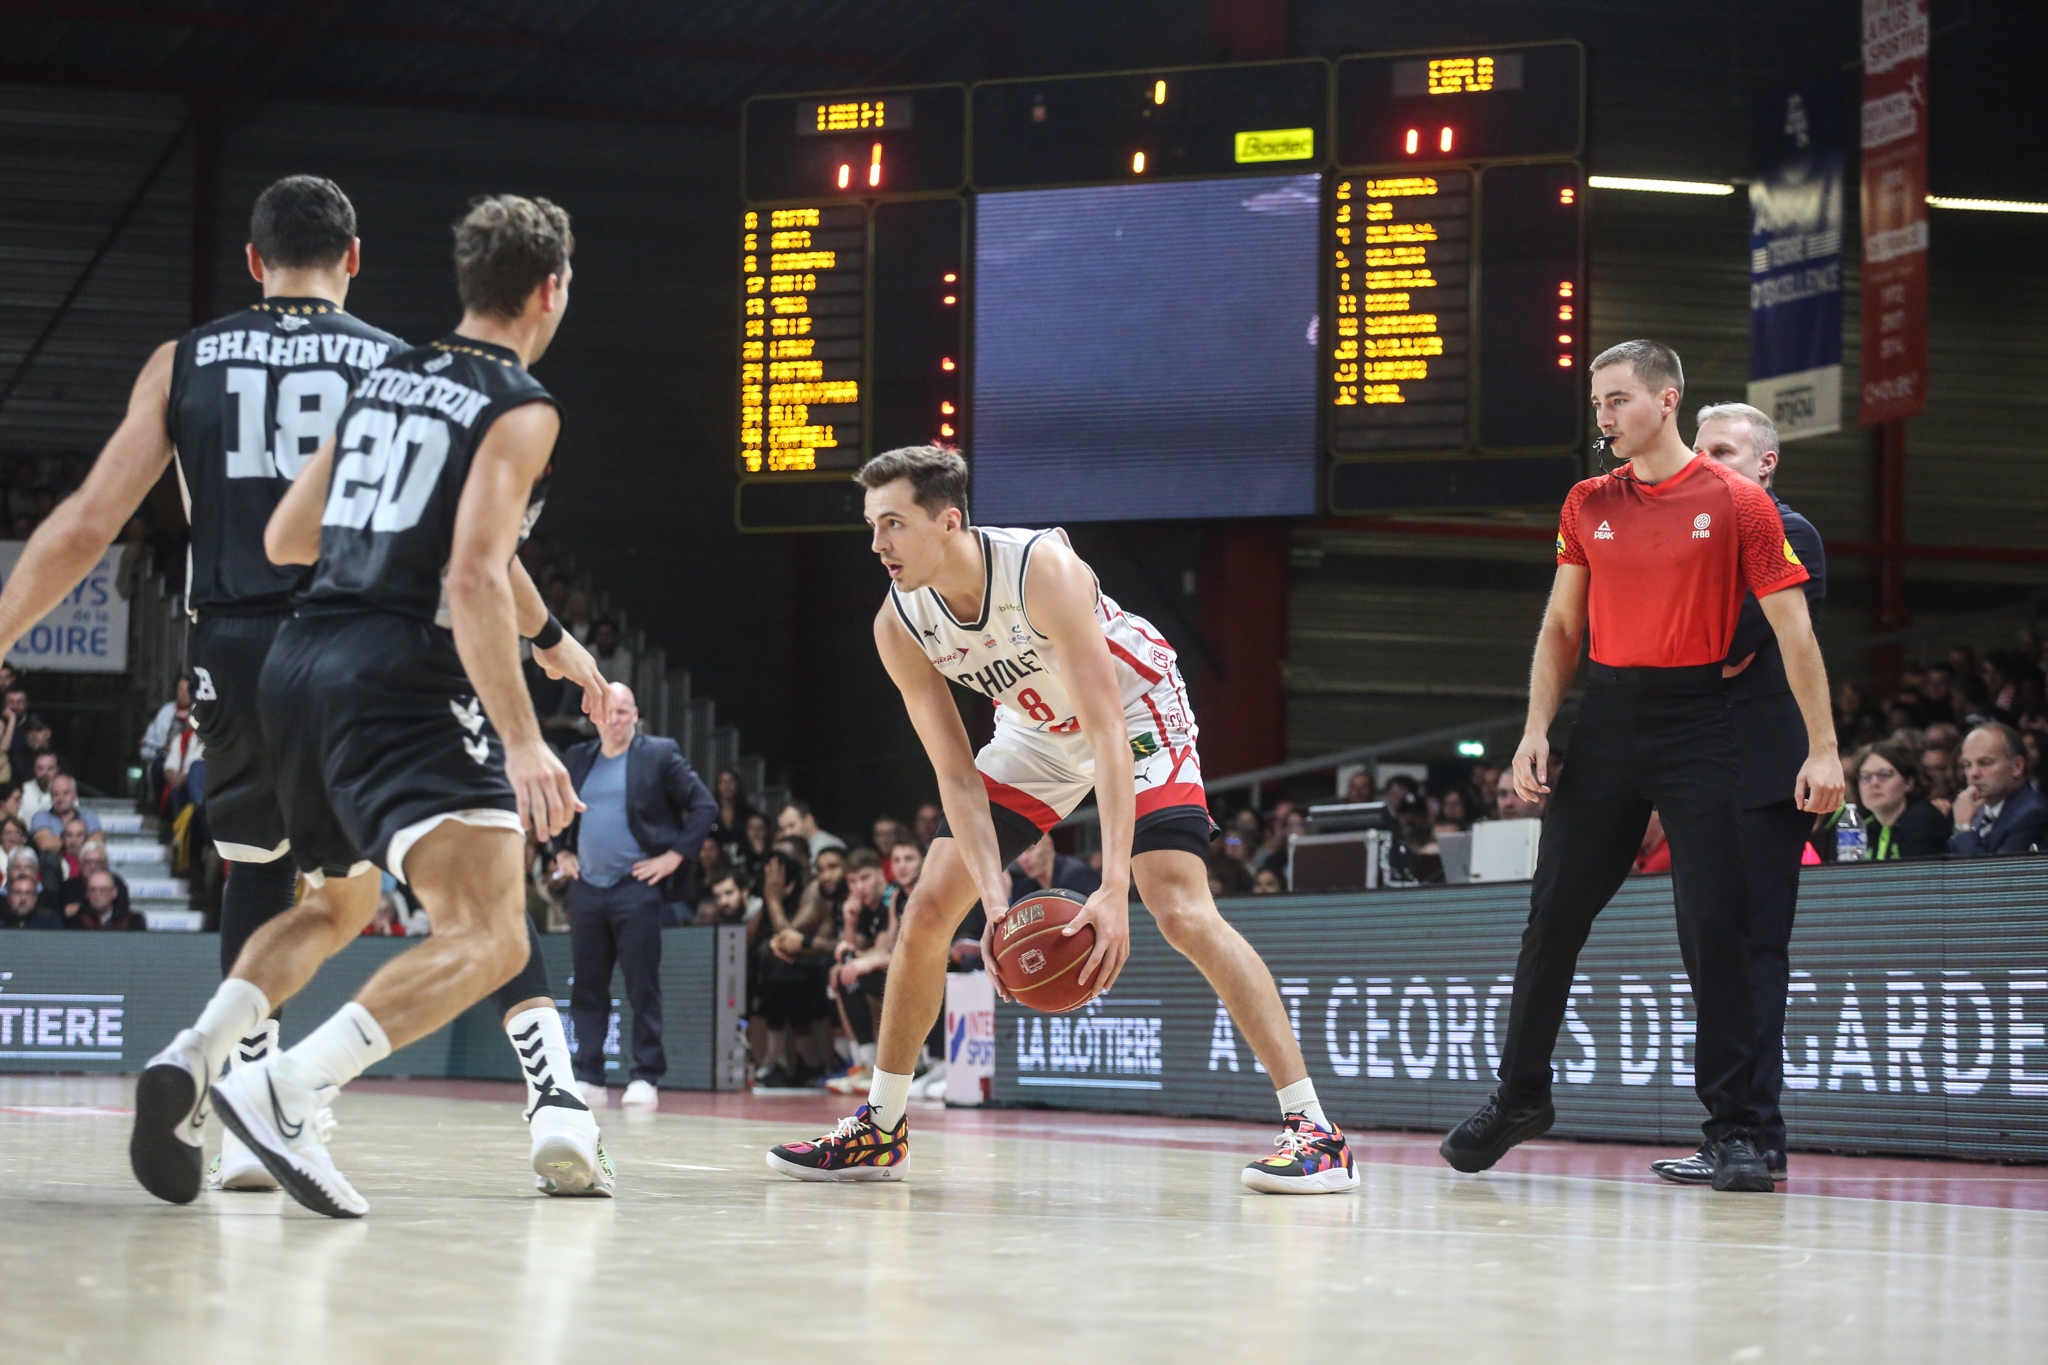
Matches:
[0,177,608,1205]
[203,194,592,1218]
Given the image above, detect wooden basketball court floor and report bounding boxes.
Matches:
[3,1074,2044,1363]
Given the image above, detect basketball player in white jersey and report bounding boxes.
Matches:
[768,447,1358,1193]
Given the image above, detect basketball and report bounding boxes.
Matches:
[990,889,1099,1013]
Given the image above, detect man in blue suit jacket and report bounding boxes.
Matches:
[554,682,717,1104]
[1949,722,2048,857]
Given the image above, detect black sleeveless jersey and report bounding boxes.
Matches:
[166,298,404,615]
[299,335,555,624]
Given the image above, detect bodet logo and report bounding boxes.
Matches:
[0,969,126,1061]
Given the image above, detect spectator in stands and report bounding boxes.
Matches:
[62,838,125,912]
[1494,766,1547,821]
[0,815,24,858]
[7,846,56,913]
[778,799,846,862]
[1921,742,1962,814]
[755,850,835,1087]
[800,845,849,926]
[870,814,906,856]
[588,619,634,685]
[1208,852,1254,898]
[697,869,760,927]
[140,677,194,768]
[912,801,942,849]
[58,818,90,882]
[710,767,755,849]
[1008,834,1101,902]
[772,833,811,872]
[828,848,896,1094]
[30,775,99,839]
[733,810,773,885]
[563,588,595,643]
[68,868,143,931]
[1436,789,1474,834]
[555,680,718,1107]
[1822,741,1950,861]
[1252,868,1284,894]
[886,839,922,916]
[0,783,15,823]
[1343,768,1376,804]
[1,873,57,929]
[1950,722,2048,857]
[3,687,31,779]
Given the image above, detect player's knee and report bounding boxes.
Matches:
[1148,894,1221,948]
[896,889,956,948]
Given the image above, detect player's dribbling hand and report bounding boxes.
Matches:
[533,634,611,727]
[507,738,584,839]
[1068,886,1131,999]
[1794,750,1847,815]
[1512,732,1552,804]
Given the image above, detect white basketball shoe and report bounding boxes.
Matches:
[130,1028,211,1204]
[211,1058,366,1219]
[209,1023,281,1192]
[529,1088,615,1197]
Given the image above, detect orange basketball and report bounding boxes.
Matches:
[990,889,1099,1013]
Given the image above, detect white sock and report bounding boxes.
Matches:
[505,1006,586,1120]
[192,978,270,1079]
[228,1018,280,1075]
[1276,1077,1331,1131]
[275,1002,390,1092]
[867,1067,914,1132]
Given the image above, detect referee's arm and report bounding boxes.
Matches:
[1757,587,1846,813]
[1512,563,1590,804]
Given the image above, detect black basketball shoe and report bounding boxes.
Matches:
[1439,1093,1555,1173]
[1706,1133,1775,1193]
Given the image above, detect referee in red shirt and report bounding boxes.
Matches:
[1439,340,1844,1192]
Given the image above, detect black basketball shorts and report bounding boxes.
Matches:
[258,609,520,884]
[937,803,1217,869]
[188,610,291,863]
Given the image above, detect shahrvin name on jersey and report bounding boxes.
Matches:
[192,331,391,371]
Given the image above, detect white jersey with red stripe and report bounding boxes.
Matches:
[888,526,1205,828]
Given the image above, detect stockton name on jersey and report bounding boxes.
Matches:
[300,336,554,625]
[891,527,1195,739]
[168,298,403,615]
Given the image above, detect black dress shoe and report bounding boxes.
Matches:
[1707,1133,1775,1193]
[1439,1093,1555,1173]
[1649,1143,1714,1185]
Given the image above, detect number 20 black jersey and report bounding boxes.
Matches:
[299,335,555,625]
[167,298,404,615]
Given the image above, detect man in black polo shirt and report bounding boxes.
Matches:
[1440,341,1844,1193]
[1649,402,1827,1186]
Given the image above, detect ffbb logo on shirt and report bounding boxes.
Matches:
[1692,513,1713,540]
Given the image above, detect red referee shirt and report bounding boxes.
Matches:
[1556,454,1810,669]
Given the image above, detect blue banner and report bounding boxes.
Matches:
[1748,88,1845,440]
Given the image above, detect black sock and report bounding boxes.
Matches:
[217,858,300,1007]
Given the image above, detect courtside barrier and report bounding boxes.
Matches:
[995,858,2048,1161]
[0,925,747,1090]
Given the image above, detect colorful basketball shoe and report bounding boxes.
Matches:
[766,1104,908,1183]
[1241,1115,1361,1194]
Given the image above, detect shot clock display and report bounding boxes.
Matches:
[734,44,1586,530]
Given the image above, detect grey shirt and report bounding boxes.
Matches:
[576,750,648,888]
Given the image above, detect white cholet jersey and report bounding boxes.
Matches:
[888,526,1196,743]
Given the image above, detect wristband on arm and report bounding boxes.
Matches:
[526,613,565,651]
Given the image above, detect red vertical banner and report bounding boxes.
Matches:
[1858,0,1930,424]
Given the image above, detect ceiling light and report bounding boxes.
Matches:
[1926,195,2048,214]
[1588,175,1735,196]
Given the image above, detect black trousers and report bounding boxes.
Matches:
[837,969,888,1045]
[567,878,665,1085]
[1675,800,1810,1154]
[1495,670,1767,1140]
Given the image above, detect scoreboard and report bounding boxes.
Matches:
[735,43,1585,531]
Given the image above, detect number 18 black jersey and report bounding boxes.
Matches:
[167,297,403,615]
[299,335,555,625]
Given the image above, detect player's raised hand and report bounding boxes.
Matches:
[1066,885,1131,999]
[532,633,612,727]
[506,736,584,839]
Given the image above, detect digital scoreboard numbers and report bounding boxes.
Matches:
[1330,172,1471,454]
[744,85,965,202]
[739,204,865,474]
[1334,42,1583,166]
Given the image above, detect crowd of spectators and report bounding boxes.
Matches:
[0,663,144,931]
